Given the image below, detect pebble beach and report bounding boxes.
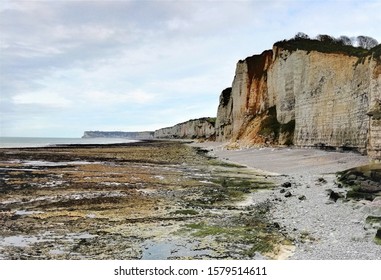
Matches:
[191,142,381,259]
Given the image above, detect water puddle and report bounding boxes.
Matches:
[15,210,44,216]
[49,249,66,255]
[0,231,97,249]
[0,232,54,248]
[0,236,40,247]
[141,240,212,260]
[20,160,101,167]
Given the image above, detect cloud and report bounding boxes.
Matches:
[12,91,72,108]
[1,0,380,137]
[81,89,156,105]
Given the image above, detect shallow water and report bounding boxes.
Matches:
[0,234,53,248]
[0,137,137,148]
[14,210,44,216]
[141,240,212,260]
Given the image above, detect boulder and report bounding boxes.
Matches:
[284,191,292,198]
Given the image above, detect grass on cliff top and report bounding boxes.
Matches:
[274,37,380,60]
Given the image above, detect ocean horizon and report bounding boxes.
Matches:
[0,136,138,148]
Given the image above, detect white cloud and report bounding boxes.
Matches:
[12,91,72,108]
[1,0,380,137]
[81,89,156,105]
[53,24,117,41]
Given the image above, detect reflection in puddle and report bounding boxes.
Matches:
[0,235,48,247]
[20,160,100,167]
[141,240,211,260]
[49,249,66,255]
[0,231,97,249]
[15,210,44,216]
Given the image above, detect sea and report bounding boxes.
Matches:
[0,137,138,148]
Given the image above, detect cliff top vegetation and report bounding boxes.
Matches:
[275,32,380,60]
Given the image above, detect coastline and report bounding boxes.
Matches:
[0,140,286,260]
[1,139,380,259]
[0,136,138,148]
[189,141,381,259]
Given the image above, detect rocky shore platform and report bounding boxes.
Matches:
[190,142,381,259]
[0,140,290,260]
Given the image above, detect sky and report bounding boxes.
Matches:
[1,0,380,137]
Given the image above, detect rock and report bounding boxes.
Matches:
[298,195,307,201]
[360,198,381,216]
[154,118,216,139]
[366,216,381,229]
[376,229,381,239]
[317,177,327,184]
[280,189,286,193]
[281,182,292,188]
[347,174,357,181]
[373,197,381,203]
[284,191,292,198]
[327,189,344,202]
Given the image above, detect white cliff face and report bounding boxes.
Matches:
[368,59,381,160]
[82,131,154,139]
[215,88,233,141]
[269,48,377,151]
[154,118,216,139]
[216,51,274,142]
[215,44,381,160]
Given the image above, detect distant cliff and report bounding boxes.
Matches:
[154,118,216,139]
[82,131,154,139]
[215,38,381,160]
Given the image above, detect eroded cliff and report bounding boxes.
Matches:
[82,131,154,139]
[216,39,381,160]
[154,118,216,140]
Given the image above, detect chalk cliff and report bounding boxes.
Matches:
[82,131,154,139]
[215,38,381,160]
[154,118,216,140]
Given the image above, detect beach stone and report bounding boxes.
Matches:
[281,182,292,188]
[284,191,292,198]
[360,198,381,216]
[376,229,381,239]
[347,180,356,186]
[298,195,307,201]
[273,222,281,229]
[280,189,286,193]
[317,177,327,184]
[327,189,344,202]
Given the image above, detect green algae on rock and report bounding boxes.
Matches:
[337,164,381,201]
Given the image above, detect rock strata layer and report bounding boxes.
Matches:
[82,131,154,139]
[215,41,381,160]
[154,118,216,140]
